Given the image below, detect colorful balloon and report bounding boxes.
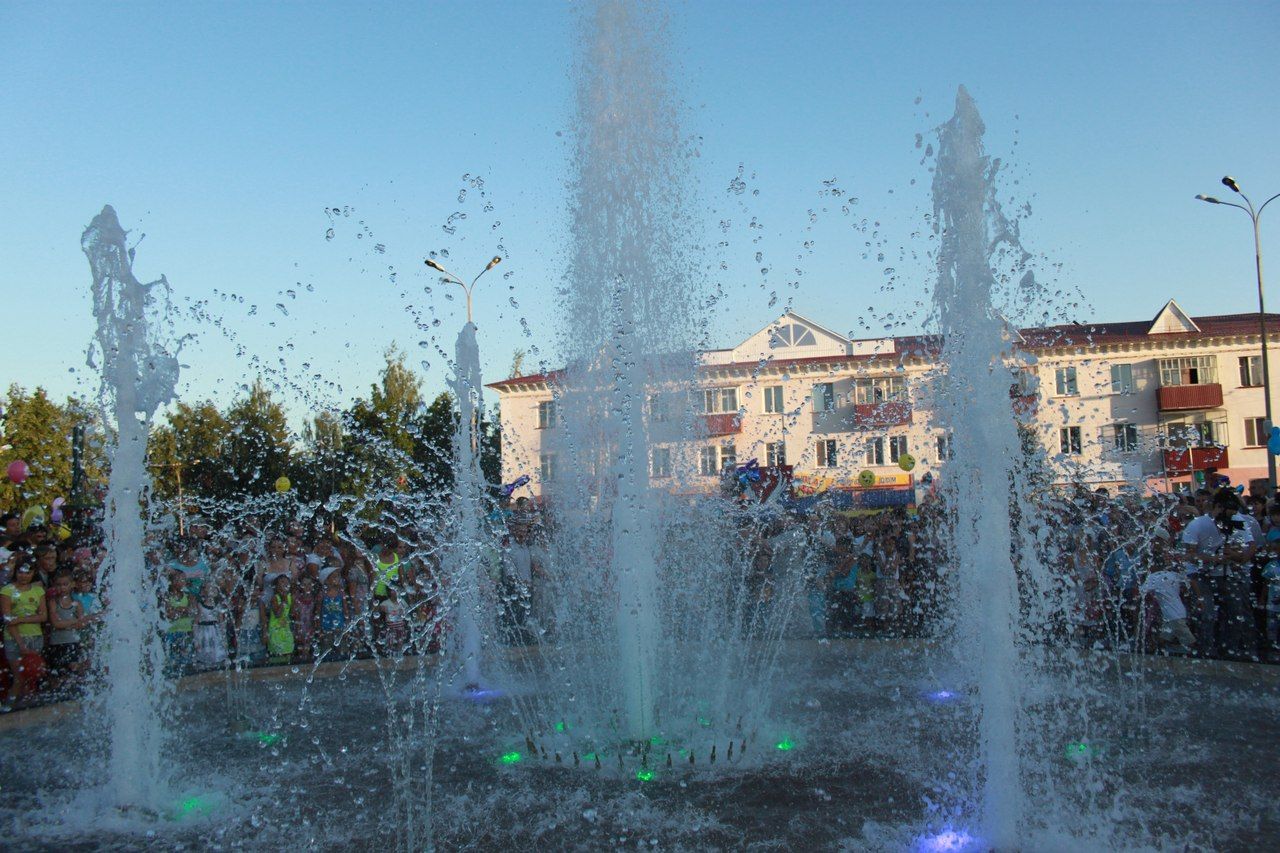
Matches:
[275,476,291,493]
[858,469,876,488]
[21,505,46,530]
[6,459,29,484]
[50,497,66,524]
[1268,426,1280,456]
[897,453,916,472]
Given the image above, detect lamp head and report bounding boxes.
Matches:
[1222,176,1241,194]
[424,258,445,272]
[486,256,502,271]
[1196,194,1222,205]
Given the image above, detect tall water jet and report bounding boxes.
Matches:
[548,0,701,740]
[82,205,180,810]
[450,321,487,687]
[931,87,1043,845]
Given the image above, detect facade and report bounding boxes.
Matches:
[489,301,1280,499]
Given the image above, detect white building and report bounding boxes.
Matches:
[489,301,1280,499]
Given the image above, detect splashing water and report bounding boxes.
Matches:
[449,322,487,688]
[931,87,1050,845]
[82,205,180,811]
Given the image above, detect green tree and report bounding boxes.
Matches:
[148,400,232,502]
[1,385,107,517]
[222,381,292,498]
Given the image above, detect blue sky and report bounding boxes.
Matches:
[2,0,1278,422]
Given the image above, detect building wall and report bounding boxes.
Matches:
[492,321,1280,498]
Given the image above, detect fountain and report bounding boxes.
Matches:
[2,5,1279,852]
[82,205,180,812]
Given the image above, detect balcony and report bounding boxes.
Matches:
[1163,445,1229,474]
[853,400,912,428]
[702,413,741,437]
[1157,383,1223,411]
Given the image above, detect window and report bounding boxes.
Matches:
[719,442,737,471]
[651,447,672,478]
[648,393,673,423]
[936,434,953,462]
[889,436,909,463]
[1059,426,1082,456]
[1109,364,1134,395]
[1159,355,1218,387]
[763,385,785,414]
[701,443,735,475]
[865,437,885,466]
[537,399,556,429]
[1012,368,1037,396]
[812,382,835,412]
[539,453,557,482]
[1112,423,1138,453]
[1239,355,1263,387]
[701,387,738,414]
[1166,420,1221,448]
[765,441,786,467]
[817,439,838,468]
[1245,417,1267,447]
[854,376,907,404]
[769,323,817,348]
[1054,366,1078,396]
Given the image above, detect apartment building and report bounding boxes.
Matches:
[489,300,1280,498]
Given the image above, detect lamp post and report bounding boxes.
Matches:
[1197,177,1280,495]
[424,255,502,324]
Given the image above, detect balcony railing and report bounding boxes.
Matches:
[1157,383,1223,411]
[702,413,741,437]
[1163,446,1229,474]
[853,400,912,428]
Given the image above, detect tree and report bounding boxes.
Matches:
[148,400,231,502]
[0,385,107,516]
[222,381,293,498]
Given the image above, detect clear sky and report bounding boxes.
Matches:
[3,0,1278,423]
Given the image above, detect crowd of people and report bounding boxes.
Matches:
[3,480,1278,712]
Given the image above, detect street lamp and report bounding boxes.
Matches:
[424,255,502,324]
[1197,176,1280,494]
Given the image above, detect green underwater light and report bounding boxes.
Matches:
[555,721,566,733]
[1064,742,1097,760]
[171,794,217,820]
[635,769,655,781]
[500,751,522,765]
[775,738,795,751]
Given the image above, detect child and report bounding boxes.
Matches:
[163,572,194,676]
[316,567,347,660]
[265,575,294,665]
[2,555,47,709]
[1140,534,1195,654]
[46,571,90,695]
[193,582,229,669]
[292,559,320,663]
[378,586,408,656]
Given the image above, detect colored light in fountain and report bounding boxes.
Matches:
[500,751,522,765]
[555,721,566,732]
[256,732,281,746]
[926,690,959,703]
[171,795,217,821]
[635,769,655,782]
[775,738,795,751]
[649,735,664,746]
[1064,741,1098,760]
[697,716,711,727]
[915,828,979,852]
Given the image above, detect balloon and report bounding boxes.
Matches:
[275,476,291,493]
[897,453,916,472]
[51,497,66,524]
[858,469,876,488]
[501,475,531,497]
[21,505,47,530]
[6,460,29,484]
[54,523,71,541]
[1268,426,1280,456]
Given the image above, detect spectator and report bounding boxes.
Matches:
[2,553,47,710]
